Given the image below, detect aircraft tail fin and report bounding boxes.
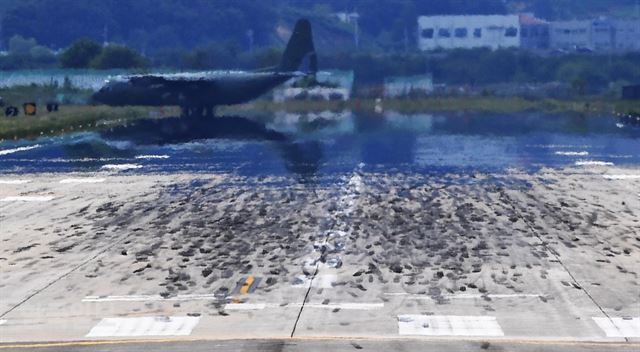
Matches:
[279,19,317,74]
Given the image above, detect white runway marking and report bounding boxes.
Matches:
[575,160,614,166]
[398,315,504,336]
[293,274,337,289]
[0,145,40,156]
[224,302,383,311]
[304,302,383,310]
[86,316,200,337]
[60,178,106,184]
[0,196,54,202]
[555,151,589,156]
[593,317,640,338]
[0,180,31,184]
[83,294,219,302]
[101,163,142,171]
[603,175,640,180]
[135,154,170,159]
[385,293,542,300]
[225,303,272,310]
[0,319,6,325]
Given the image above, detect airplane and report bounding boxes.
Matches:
[91,19,317,117]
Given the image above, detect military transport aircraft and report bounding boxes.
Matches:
[91,19,317,117]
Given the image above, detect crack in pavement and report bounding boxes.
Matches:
[0,232,131,319]
[291,167,363,337]
[502,190,629,343]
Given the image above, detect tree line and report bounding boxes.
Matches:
[3,34,638,96]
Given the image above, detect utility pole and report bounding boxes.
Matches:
[404,26,409,52]
[352,11,360,50]
[103,25,109,46]
[636,0,640,51]
[246,29,254,53]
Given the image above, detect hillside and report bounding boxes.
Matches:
[0,0,638,54]
[1,0,506,52]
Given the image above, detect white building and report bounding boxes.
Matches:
[549,20,592,50]
[417,15,521,51]
[612,19,640,51]
[550,19,640,52]
[384,75,433,98]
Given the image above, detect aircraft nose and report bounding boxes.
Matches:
[89,91,103,105]
[91,84,113,105]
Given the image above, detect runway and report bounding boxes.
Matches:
[1,112,639,349]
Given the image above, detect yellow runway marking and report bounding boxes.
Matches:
[239,276,254,295]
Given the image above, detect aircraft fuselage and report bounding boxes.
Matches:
[92,71,297,115]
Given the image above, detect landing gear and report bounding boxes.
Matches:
[5,106,18,117]
[203,106,215,118]
[180,105,215,118]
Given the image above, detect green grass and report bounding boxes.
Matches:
[0,105,178,141]
[235,97,640,115]
[0,84,93,106]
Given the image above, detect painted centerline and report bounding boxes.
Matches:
[0,180,31,184]
[135,154,170,159]
[555,151,589,156]
[82,294,219,302]
[60,178,106,184]
[101,164,142,171]
[0,196,54,202]
[603,175,640,180]
[224,302,383,311]
[385,293,543,300]
[0,145,40,156]
[293,274,337,289]
[575,160,614,166]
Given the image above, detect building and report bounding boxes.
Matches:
[417,15,521,51]
[549,20,592,50]
[550,18,640,52]
[591,19,615,51]
[613,19,640,51]
[384,75,433,98]
[519,14,549,50]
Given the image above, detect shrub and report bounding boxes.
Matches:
[89,45,147,69]
[60,38,103,68]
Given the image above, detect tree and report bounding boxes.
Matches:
[8,35,37,55]
[60,38,102,68]
[182,49,210,70]
[30,45,56,62]
[90,45,147,69]
[250,47,281,69]
[532,0,555,20]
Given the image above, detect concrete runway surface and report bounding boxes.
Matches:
[1,165,639,351]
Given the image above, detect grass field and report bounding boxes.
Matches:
[0,84,93,106]
[0,105,179,141]
[241,97,640,115]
